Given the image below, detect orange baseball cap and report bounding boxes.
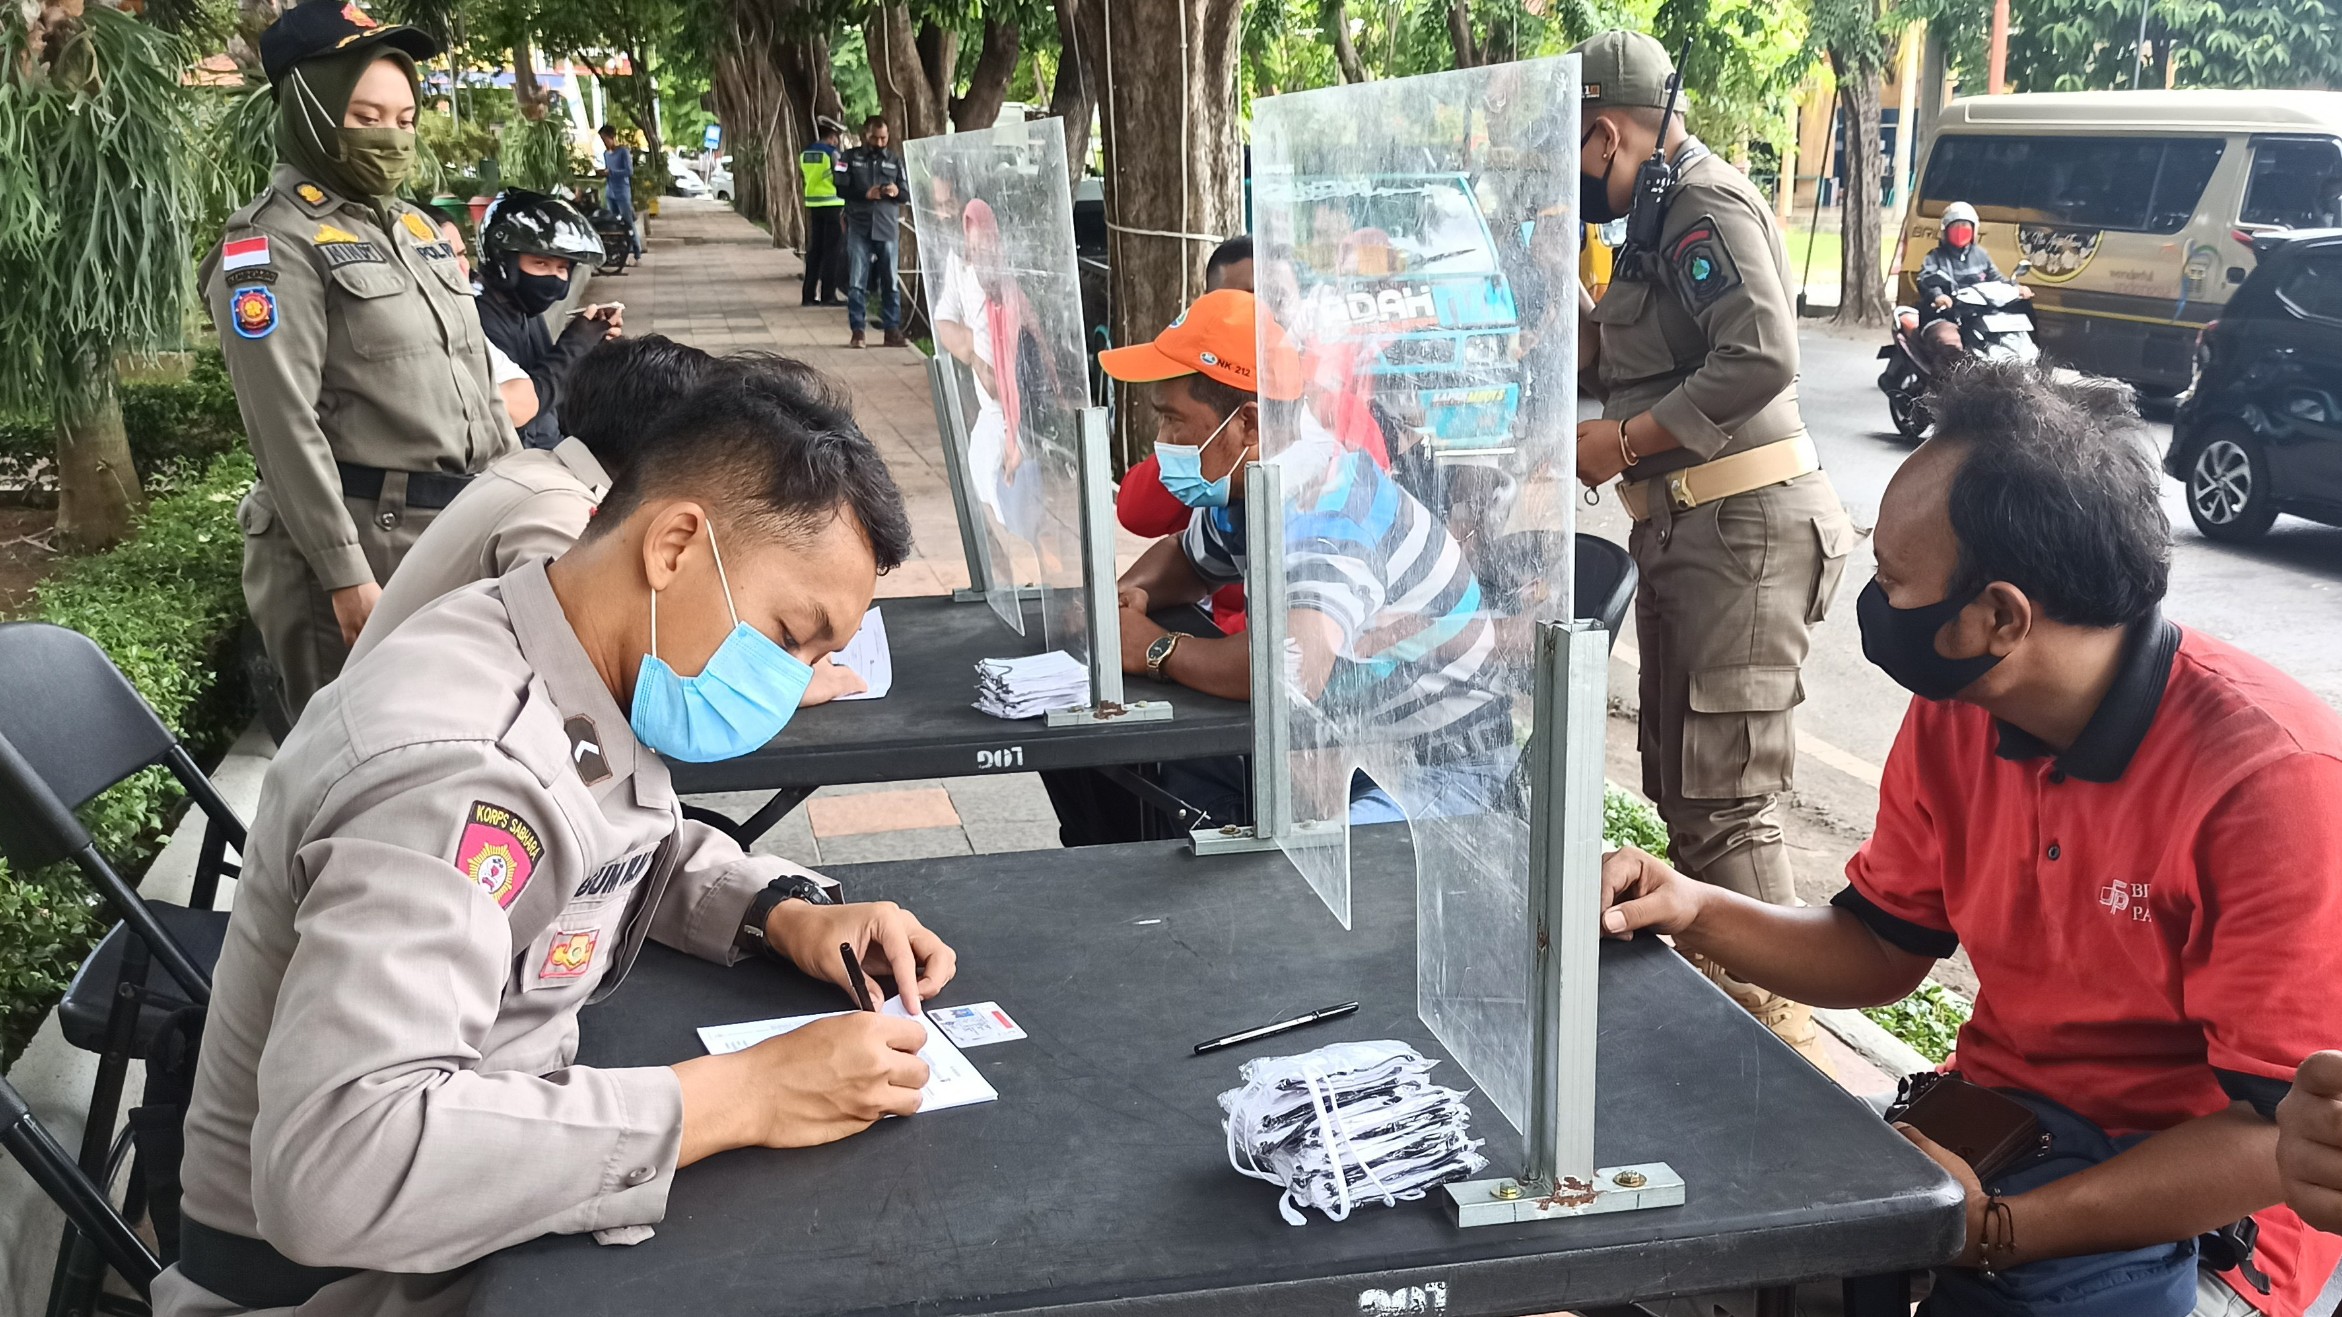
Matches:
[1097,288,1303,402]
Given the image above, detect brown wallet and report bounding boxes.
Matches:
[1884,1073,2050,1184]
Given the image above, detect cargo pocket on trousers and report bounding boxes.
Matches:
[1807,508,1859,625]
[1681,664,1802,800]
[235,487,275,539]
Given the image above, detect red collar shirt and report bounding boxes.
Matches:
[1838,618,2342,1317]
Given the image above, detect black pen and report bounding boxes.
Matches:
[840,943,876,1012]
[1194,1001,1361,1055]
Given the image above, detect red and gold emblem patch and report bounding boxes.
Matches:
[230,285,277,339]
[539,928,600,980]
[455,800,544,909]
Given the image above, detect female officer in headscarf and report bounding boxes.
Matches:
[203,0,516,727]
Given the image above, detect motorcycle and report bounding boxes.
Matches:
[1877,261,2037,440]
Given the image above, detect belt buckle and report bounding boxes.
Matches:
[1666,472,1696,512]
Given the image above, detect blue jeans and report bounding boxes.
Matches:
[844,225,900,333]
[1917,1090,2224,1317]
[604,181,639,256]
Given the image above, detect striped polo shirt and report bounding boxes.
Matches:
[1182,440,1497,754]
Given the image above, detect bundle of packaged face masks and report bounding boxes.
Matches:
[1220,1040,1487,1225]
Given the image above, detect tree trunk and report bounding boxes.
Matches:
[512,38,552,123]
[1051,0,1101,175]
[1445,0,1478,69]
[1094,0,1245,469]
[53,352,143,552]
[1831,70,1891,327]
[227,0,280,77]
[952,18,1022,132]
[1326,0,1367,82]
[864,3,951,142]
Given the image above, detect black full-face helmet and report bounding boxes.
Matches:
[478,189,602,293]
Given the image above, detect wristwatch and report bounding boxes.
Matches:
[736,873,836,961]
[1145,632,1187,681]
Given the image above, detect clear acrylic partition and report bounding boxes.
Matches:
[905,121,1093,657]
[1252,56,1580,1136]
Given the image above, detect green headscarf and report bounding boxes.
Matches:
[277,45,420,216]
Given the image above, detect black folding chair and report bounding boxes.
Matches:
[0,622,245,1314]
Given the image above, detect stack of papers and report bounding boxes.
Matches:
[697,997,997,1113]
[974,649,1089,719]
[1220,1040,1487,1225]
[829,605,893,700]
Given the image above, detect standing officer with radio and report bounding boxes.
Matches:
[204,0,516,725]
[1568,30,1856,1065]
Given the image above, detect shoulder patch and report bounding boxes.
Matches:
[295,181,330,207]
[456,800,545,909]
[313,222,364,245]
[221,235,272,272]
[1668,215,1742,312]
[230,285,278,339]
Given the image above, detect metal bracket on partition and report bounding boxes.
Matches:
[1190,459,1306,855]
[1447,621,1682,1226]
[1049,408,1175,730]
[926,352,1002,604]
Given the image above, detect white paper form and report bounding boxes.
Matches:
[696,996,997,1113]
[830,605,893,700]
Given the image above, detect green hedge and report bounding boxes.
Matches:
[0,448,255,1065]
[0,347,244,497]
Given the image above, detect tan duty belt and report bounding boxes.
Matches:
[1617,432,1820,522]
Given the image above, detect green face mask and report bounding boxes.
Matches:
[336,126,418,198]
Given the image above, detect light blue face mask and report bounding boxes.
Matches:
[628,523,815,763]
[1154,404,1243,508]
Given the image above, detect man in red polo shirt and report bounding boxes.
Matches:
[1600,361,2342,1317]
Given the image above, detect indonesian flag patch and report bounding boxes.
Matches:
[455,800,545,909]
[221,235,271,272]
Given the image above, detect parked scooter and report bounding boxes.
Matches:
[1877,260,2037,440]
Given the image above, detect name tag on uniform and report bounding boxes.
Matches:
[318,241,388,269]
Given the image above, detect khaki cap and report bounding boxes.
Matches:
[1569,30,1677,111]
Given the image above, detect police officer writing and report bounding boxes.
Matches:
[156,373,954,1317]
[1568,31,1855,1065]
[475,190,622,451]
[204,0,515,723]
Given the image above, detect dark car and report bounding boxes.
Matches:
[2168,228,2342,542]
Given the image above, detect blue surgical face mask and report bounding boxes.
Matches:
[628,523,815,763]
[1155,405,1243,508]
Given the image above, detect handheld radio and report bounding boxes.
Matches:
[1617,37,1696,278]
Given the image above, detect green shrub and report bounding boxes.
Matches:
[0,448,254,1064]
[0,347,244,497]
[1602,783,1669,859]
[1863,980,1973,1064]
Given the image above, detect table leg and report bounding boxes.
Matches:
[1841,1272,1910,1317]
[1094,764,1211,836]
[682,787,815,847]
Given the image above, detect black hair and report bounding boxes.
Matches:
[1931,360,2169,627]
[590,369,912,572]
[1204,233,1254,290]
[598,123,617,138]
[561,335,726,473]
[863,114,888,134]
[721,351,858,435]
[1181,373,1254,422]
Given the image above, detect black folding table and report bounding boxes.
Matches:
[469,826,1962,1317]
[670,593,1250,842]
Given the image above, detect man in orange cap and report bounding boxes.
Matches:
[1096,289,1502,830]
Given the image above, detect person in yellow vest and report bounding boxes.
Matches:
[800,118,847,308]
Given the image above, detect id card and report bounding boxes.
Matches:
[927,1001,1026,1048]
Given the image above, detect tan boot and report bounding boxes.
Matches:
[1687,951,1837,1078]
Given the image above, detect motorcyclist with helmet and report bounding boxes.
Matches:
[1915,201,2032,370]
[477,189,623,449]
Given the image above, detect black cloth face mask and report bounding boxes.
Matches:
[1856,577,2004,701]
[1580,126,1621,225]
[510,268,571,316]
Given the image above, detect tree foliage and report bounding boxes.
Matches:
[1907,0,2342,92]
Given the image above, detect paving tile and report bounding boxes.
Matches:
[678,790,819,867]
[805,785,961,837]
[962,819,1064,855]
[941,773,1060,825]
[816,826,974,864]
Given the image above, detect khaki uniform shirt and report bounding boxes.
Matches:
[161,559,811,1315]
[350,439,611,661]
[202,166,516,592]
[1589,143,1805,479]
